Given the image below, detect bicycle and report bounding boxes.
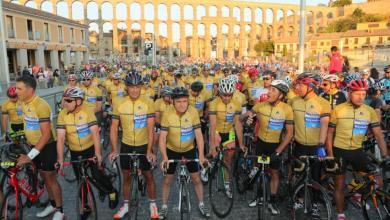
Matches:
[116,153,148,220]
[290,155,333,220]
[163,158,201,220]
[0,160,49,219]
[208,145,235,218]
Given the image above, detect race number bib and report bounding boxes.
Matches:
[86,96,97,103]
[195,101,204,109]
[117,90,124,97]
[206,83,213,90]
[304,112,320,128]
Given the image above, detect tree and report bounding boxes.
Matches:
[254,40,274,57]
[330,0,352,7]
[352,8,365,20]
[282,45,288,57]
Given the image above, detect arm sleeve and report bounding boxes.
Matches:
[320,99,331,118]
[285,106,294,124]
[147,99,155,118]
[368,107,380,128]
[37,101,52,122]
[87,110,98,127]
[56,111,65,129]
[329,109,337,128]
[192,109,201,129]
[1,102,8,114]
[208,100,216,115]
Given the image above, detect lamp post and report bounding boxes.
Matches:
[0,0,10,85]
[298,0,306,74]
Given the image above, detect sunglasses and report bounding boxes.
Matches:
[64,99,75,103]
[221,93,233,97]
[263,77,271,80]
[82,79,91,81]
[322,83,329,87]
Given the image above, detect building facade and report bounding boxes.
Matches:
[3,1,89,81]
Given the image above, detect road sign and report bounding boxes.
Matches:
[145,41,153,50]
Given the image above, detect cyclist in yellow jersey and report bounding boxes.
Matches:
[162,66,175,86]
[141,80,155,100]
[153,87,173,149]
[319,74,347,109]
[159,87,209,218]
[227,75,248,113]
[109,70,159,219]
[244,68,264,108]
[171,70,186,87]
[150,69,162,100]
[79,70,103,125]
[244,80,294,212]
[56,87,119,210]
[63,74,78,92]
[326,79,389,220]
[186,67,200,88]
[290,73,331,218]
[91,75,100,87]
[15,76,64,220]
[1,87,24,139]
[197,64,217,100]
[107,73,127,109]
[189,81,207,118]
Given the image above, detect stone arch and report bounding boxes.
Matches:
[234,24,240,36]
[87,1,99,20]
[210,23,217,38]
[131,22,141,30]
[197,5,206,20]
[159,23,168,37]
[287,26,295,37]
[244,7,252,22]
[267,25,273,39]
[41,1,53,13]
[101,2,113,20]
[286,9,295,24]
[183,5,194,20]
[56,1,69,18]
[277,9,284,22]
[117,22,127,49]
[233,7,240,22]
[89,22,99,34]
[158,4,168,21]
[130,2,141,20]
[209,5,217,17]
[25,1,37,9]
[266,8,273,24]
[185,23,193,37]
[72,1,84,20]
[144,3,154,20]
[102,22,113,33]
[198,23,205,36]
[116,2,127,20]
[170,4,181,21]
[255,8,262,24]
[221,6,229,17]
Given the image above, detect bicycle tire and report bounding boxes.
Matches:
[1,187,23,220]
[179,181,191,220]
[257,174,269,220]
[209,161,234,218]
[361,189,390,220]
[76,180,97,220]
[290,182,332,220]
[102,153,122,196]
[63,145,77,183]
[234,156,250,194]
[128,174,139,220]
[101,122,110,151]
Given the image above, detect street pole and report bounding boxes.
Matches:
[153,34,156,66]
[298,0,306,74]
[0,0,10,85]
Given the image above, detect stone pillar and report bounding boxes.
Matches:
[167,21,173,62]
[262,11,267,40]
[126,20,133,57]
[83,51,89,64]
[140,20,146,63]
[154,6,159,59]
[68,1,73,20]
[239,9,245,57]
[180,21,186,57]
[75,51,81,69]
[64,47,71,67]
[204,23,211,58]
[112,20,119,53]
[228,24,234,59]
[17,49,29,69]
[50,50,59,70]
[192,22,199,58]
[249,10,257,57]
[98,5,104,58]
[217,25,223,59]
[35,44,45,68]
[312,13,317,34]
[272,9,277,39]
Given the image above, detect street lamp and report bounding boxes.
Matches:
[0,0,10,85]
[298,0,306,74]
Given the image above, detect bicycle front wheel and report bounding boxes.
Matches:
[63,145,77,183]
[102,154,122,196]
[128,175,139,220]
[179,181,191,220]
[1,188,23,220]
[361,189,390,220]
[290,182,332,220]
[257,174,269,220]
[209,162,234,218]
[76,180,97,220]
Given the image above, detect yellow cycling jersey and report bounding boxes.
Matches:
[154,98,172,120]
[189,91,207,117]
[252,101,294,143]
[209,97,241,133]
[197,75,216,100]
[108,82,127,108]
[141,86,155,100]
[185,76,200,88]
[171,79,186,88]
[150,78,162,95]
[290,95,331,146]
[57,106,97,152]
[329,102,379,150]
[1,99,24,124]
[232,91,247,108]
[161,106,201,153]
[80,85,103,112]
[22,96,56,145]
[244,79,265,100]
[112,96,155,146]
[163,73,174,86]
[286,90,297,105]
[214,72,225,84]
[91,77,100,87]
[101,79,113,90]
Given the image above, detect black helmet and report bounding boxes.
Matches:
[125,70,143,86]
[191,81,203,92]
[171,87,189,99]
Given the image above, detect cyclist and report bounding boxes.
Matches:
[366,81,386,121]
[378,65,390,105]
[244,67,263,109]
[1,87,24,140]
[15,76,63,220]
[56,87,118,210]
[209,77,247,197]
[154,87,173,149]
[107,72,127,109]
[189,81,207,121]
[158,87,209,219]
[290,72,331,218]
[64,74,78,91]
[244,80,294,213]
[319,74,347,109]
[186,67,200,88]
[326,79,389,220]
[109,70,159,219]
[172,69,186,87]
[79,70,103,126]
[227,75,247,113]
[198,64,217,100]
[150,69,162,100]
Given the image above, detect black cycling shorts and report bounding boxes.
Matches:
[32,141,57,171]
[165,148,199,175]
[120,143,151,171]
[255,138,280,170]
[333,147,370,175]
[95,111,103,126]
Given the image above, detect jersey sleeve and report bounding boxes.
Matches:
[320,99,331,118]
[87,110,98,127]
[56,111,66,129]
[192,108,201,129]
[368,107,380,128]
[112,105,120,120]
[96,88,103,101]
[285,105,294,124]
[147,99,155,118]
[1,101,8,114]
[37,101,52,122]
[160,111,169,131]
[329,108,338,128]
[208,100,216,115]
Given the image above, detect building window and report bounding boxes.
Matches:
[27,19,33,40]
[70,28,75,44]
[354,38,358,44]
[6,16,14,38]
[344,38,348,44]
[379,37,383,44]
[58,26,63,43]
[44,23,49,41]
[320,42,324,46]
[366,37,370,44]
[81,30,85,45]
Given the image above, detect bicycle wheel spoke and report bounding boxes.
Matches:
[209,163,234,218]
[76,182,97,220]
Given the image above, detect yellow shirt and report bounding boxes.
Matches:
[57,107,97,152]
[112,96,155,146]
[252,102,294,143]
[290,95,331,146]
[245,79,265,100]
[22,96,55,145]
[101,79,113,90]
[171,78,186,87]
[185,77,199,88]
[189,91,207,117]
[197,75,216,100]
[80,85,103,112]
[1,99,24,124]
[209,97,241,133]
[329,102,379,150]
[91,77,100,87]
[141,86,155,100]
[150,78,162,95]
[108,82,127,108]
[232,91,247,108]
[154,98,172,120]
[161,106,200,153]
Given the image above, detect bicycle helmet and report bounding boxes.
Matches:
[248,67,259,78]
[80,70,93,79]
[174,69,183,77]
[227,75,239,84]
[7,87,17,98]
[371,81,386,91]
[142,74,151,84]
[67,74,77,81]
[235,82,243,92]
[270,80,289,95]
[190,81,204,92]
[318,72,328,80]
[322,74,339,83]
[348,79,368,91]
[125,70,143,86]
[218,78,235,94]
[63,87,84,99]
[191,67,198,75]
[112,72,121,79]
[344,74,361,85]
[221,66,229,74]
[202,63,211,71]
[294,72,319,88]
[171,87,189,99]
[161,86,172,97]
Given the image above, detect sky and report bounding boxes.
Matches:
[251,0,367,6]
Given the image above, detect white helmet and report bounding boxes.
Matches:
[270,80,289,94]
[323,74,339,83]
[318,72,328,80]
[218,77,235,94]
[227,75,239,84]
